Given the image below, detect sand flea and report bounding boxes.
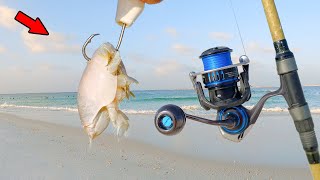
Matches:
[77,42,138,140]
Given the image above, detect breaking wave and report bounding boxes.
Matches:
[122,109,156,114]
[0,103,78,112]
[0,103,320,114]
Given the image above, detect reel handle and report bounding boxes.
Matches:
[154,104,237,136]
[186,114,236,128]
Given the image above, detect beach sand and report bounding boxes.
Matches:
[0,112,313,179]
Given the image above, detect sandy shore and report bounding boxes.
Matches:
[0,112,313,179]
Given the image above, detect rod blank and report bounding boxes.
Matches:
[262,0,285,42]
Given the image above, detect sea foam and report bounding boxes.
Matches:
[1,102,320,114]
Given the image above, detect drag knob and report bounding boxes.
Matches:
[154,104,186,136]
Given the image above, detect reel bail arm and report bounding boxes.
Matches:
[189,61,251,111]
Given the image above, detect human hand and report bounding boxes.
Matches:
[140,0,163,4]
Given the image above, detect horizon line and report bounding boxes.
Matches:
[0,85,319,95]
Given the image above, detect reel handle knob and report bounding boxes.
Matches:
[154,104,186,136]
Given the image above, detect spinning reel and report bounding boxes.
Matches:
[155,46,283,142]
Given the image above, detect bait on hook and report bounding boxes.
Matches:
[78,39,138,139]
[78,27,137,139]
[82,24,126,61]
[78,0,144,140]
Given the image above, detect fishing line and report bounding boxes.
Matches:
[228,0,247,55]
[116,24,126,51]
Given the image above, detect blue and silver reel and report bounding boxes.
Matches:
[199,47,251,140]
[154,46,271,142]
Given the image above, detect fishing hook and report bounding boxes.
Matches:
[82,33,100,61]
[82,24,126,61]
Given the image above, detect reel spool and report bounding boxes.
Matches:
[195,46,251,110]
[200,47,240,102]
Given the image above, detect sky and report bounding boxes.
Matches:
[0,0,319,94]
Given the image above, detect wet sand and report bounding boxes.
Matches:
[0,112,312,179]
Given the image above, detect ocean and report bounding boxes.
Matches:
[0,87,319,167]
[0,86,319,115]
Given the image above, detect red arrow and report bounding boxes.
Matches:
[14,11,49,36]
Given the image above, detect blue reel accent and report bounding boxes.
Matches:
[218,106,249,135]
[160,115,174,130]
[205,77,239,87]
[201,51,232,71]
[200,47,238,88]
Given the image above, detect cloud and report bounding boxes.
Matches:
[291,47,301,53]
[171,43,196,55]
[0,3,79,54]
[0,45,6,53]
[154,60,190,77]
[247,42,301,54]
[145,34,158,41]
[247,42,273,54]
[21,30,80,53]
[0,63,78,94]
[6,66,32,75]
[0,5,19,30]
[126,52,150,64]
[165,27,178,37]
[209,32,233,41]
[0,4,80,54]
[37,63,69,71]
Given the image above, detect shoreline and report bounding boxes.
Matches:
[1,84,320,95]
[0,112,312,179]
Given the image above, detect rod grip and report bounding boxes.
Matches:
[310,164,320,180]
[262,0,285,42]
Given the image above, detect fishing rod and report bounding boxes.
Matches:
[154,0,320,178]
[262,0,319,178]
